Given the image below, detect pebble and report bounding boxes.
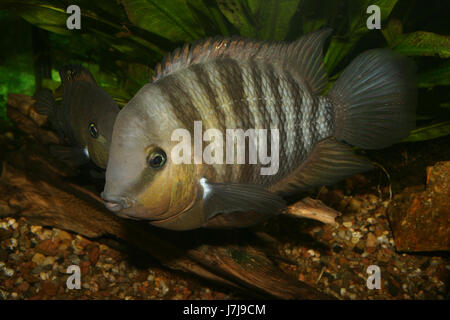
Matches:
[159,280,169,296]
[366,232,377,247]
[40,272,50,280]
[348,199,362,211]
[307,249,315,257]
[32,253,46,265]
[343,221,353,228]
[43,256,55,266]
[3,268,15,277]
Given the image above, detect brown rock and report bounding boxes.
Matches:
[387,161,450,252]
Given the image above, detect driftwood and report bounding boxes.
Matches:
[0,94,335,299]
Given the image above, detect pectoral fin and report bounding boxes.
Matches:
[200,178,286,221]
[49,145,89,167]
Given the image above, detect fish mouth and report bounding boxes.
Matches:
[101,193,132,213]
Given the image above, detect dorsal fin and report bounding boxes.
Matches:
[152,29,332,94]
[59,64,98,87]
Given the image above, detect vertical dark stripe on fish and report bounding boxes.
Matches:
[264,63,284,177]
[190,63,225,131]
[286,71,306,164]
[214,59,249,182]
[239,59,266,183]
[215,59,247,126]
[310,95,320,144]
[156,74,202,133]
[246,59,262,130]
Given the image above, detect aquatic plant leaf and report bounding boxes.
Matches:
[403,121,450,142]
[217,1,254,37]
[381,18,403,46]
[1,1,174,54]
[0,0,70,35]
[218,0,301,40]
[298,0,339,34]
[418,61,450,88]
[121,0,205,42]
[249,0,302,40]
[0,1,175,105]
[391,31,450,58]
[324,0,398,74]
[186,0,237,37]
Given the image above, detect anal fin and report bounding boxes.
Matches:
[272,138,374,195]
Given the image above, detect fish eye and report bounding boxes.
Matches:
[89,122,98,138]
[148,149,167,169]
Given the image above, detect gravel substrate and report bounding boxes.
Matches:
[0,217,237,300]
[1,179,447,300]
[264,173,449,300]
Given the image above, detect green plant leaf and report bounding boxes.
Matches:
[186,0,237,37]
[218,0,301,40]
[381,18,403,46]
[391,31,450,58]
[298,0,339,34]
[121,0,205,42]
[403,121,450,142]
[418,61,450,88]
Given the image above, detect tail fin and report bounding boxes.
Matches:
[59,64,98,87]
[34,88,56,116]
[328,49,416,149]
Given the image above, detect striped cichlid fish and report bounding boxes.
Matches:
[102,29,416,230]
[35,65,120,168]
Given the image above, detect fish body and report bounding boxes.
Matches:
[102,29,416,230]
[35,65,120,168]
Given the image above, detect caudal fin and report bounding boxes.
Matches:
[328,49,416,149]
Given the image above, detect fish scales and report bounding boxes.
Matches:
[157,56,328,187]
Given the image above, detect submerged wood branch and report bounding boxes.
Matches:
[0,94,333,299]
